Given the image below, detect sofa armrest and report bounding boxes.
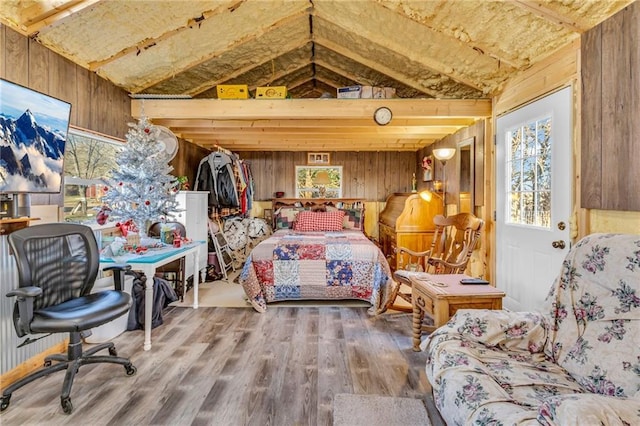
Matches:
[538,394,640,425]
[423,309,549,353]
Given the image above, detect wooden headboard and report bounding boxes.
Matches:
[270,198,366,230]
[272,198,365,212]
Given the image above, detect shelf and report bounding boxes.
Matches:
[0,217,40,236]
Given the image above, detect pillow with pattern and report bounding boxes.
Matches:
[293,210,345,232]
[326,206,364,230]
[274,207,303,229]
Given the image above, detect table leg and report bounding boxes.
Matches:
[192,246,200,309]
[412,298,425,352]
[141,266,154,351]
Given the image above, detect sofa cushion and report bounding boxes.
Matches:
[544,233,640,398]
[537,394,640,425]
[425,309,583,425]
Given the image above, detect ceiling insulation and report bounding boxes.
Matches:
[0,0,634,151]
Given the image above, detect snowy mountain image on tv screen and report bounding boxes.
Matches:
[0,79,71,193]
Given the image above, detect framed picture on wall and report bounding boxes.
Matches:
[307,152,330,165]
[421,154,434,181]
[295,165,343,198]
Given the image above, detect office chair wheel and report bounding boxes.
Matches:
[61,397,73,414]
[108,347,117,357]
[125,364,137,376]
[1,394,10,411]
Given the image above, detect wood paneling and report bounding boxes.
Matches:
[417,120,485,208]
[170,138,211,186]
[1,25,132,207]
[241,151,416,201]
[581,2,640,211]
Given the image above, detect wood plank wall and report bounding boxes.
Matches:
[416,120,485,208]
[240,151,417,202]
[0,25,132,207]
[581,1,640,211]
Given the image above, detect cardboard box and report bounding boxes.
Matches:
[337,85,396,99]
[217,84,249,99]
[256,86,287,99]
[337,85,362,99]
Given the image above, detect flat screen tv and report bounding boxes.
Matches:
[0,78,72,194]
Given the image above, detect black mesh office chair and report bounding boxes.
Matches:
[1,223,136,414]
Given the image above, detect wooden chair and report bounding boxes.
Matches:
[386,213,484,311]
[147,221,188,298]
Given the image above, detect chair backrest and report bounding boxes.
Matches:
[8,223,100,315]
[147,221,187,238]
[543,233,640,398]
[427,213,484,274]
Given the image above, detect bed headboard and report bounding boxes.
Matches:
[271,198,366,230]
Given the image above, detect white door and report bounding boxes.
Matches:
[495,86,572,312]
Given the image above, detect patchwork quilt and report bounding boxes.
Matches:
[239,229,391,313]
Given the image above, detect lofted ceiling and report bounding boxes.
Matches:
[0,0,634,151]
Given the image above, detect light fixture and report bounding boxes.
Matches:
[314,170,331,197]
[419,189,442,203]
[432,148,456,214]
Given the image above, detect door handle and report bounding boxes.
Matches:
[552,240,566,249]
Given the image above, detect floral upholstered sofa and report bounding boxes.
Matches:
[423,233,640,425]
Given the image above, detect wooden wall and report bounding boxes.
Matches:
[241,151,417,202]
[170,139,211,187]
[581,1,640,211]
[0,25,132,207]
[417,120,486,209]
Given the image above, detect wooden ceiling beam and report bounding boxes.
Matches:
[18,0,100,35]
[133,99,492,120]
[510,0,586,33]
[177,131,451,140]
[153,117,477,128]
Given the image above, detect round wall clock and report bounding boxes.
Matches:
[373,106,392,126]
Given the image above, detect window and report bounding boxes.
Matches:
[506,117,551,228]
[63,127,123,223]
[295,165,343,198]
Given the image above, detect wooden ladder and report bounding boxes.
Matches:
[207,219,236,280]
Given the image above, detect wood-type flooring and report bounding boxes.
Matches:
[1,305,445,425]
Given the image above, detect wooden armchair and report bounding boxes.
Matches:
[386,213,484,311]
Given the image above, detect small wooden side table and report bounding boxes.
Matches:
[410,273,505,351]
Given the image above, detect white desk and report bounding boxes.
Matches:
[100,241,204,351]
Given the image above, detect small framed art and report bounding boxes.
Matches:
[307,152,330,165]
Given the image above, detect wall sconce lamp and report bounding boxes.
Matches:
[314,170,331,197]
[432,148,456,212]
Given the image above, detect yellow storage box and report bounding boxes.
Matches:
[217,84,249,99]
[256,86,287,99]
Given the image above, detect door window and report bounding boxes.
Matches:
[506,117,552,228]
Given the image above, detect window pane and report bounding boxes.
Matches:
[63,129,123,224]
[506,116,552,228]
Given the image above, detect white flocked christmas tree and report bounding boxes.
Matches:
[102,117,179,235]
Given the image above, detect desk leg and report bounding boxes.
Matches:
[141,266,154,351]
[192,246,200,309]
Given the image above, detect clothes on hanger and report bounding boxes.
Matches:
[195,149,254,216]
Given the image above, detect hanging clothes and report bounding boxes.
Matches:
[195,151,240,208]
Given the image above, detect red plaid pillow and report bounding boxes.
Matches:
[293,210,345,232]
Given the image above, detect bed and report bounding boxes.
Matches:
[239,203,392,313]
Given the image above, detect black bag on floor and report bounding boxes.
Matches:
[127,271,178,331]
